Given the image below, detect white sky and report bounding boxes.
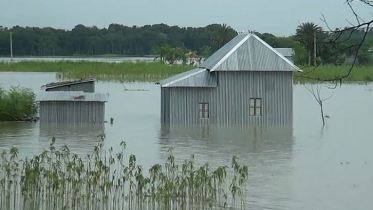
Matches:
[1,0,373,36]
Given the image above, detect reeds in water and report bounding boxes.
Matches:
[0,133,249,210]
[0,61,194,82]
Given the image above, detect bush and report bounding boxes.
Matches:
[0,86,38,121]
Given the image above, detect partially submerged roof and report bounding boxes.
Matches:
[42,78,95,90]
[159,68,217,88]
[274,48,294,57]
[36,91,108,102]
[200,33,301,72]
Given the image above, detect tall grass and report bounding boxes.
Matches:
[2,61,372,83]
[294,65,373,84]
[0,86,38,122]
[0,133,249,210]
[0,61,194,82]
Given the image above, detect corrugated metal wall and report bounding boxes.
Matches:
[160,88,170,124]
[168,87,215,126]
[163,71,293,126]
[46,82,95,93]
[39,101,105,126]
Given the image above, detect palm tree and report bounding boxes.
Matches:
[213,24,237,49]
[295,22,323,66]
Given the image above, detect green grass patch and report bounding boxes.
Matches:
[1,61,373,83]
[295,65,373,84]
[0,61,194,82]
[0,86,38,122]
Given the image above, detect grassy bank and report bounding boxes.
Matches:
[0,61,193,82]
[0,134,248,210]
[294,65,373,84]
[0,86,38,122]
[1,61,373,83]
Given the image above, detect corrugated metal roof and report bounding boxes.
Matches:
[199,33,249,70]
[42,78,95,90]
[200,33,301,72]
[274,48,294,57]
[36,91,108,102]
[159,68,217,88]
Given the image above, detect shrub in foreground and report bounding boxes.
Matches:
[0,86,38,122]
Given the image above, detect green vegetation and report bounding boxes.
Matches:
[1,61,373,83]
[0,85,38,122]
[0,61,193,82]
[295,65,373,84]
[1,22,373,67]
[0,134,249,210]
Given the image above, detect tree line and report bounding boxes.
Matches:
[0,22,372,65]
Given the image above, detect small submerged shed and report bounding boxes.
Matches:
[159,32,302,127]
[274,48,295,63]
[36,91,108,126]
[42,78,95,92]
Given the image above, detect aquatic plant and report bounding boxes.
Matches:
[0,86,38,122]
[1,61,373,83]
[0,61,194,83]
[0,133,249,210]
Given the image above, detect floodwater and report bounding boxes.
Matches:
[0,72,373,210]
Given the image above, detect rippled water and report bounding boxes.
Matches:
[0,72,373,210]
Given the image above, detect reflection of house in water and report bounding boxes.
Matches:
[159,125,294,154]
[42,78,95,92]
[39,125,104,156]
[36,91,108,126]
[159,32,302,127]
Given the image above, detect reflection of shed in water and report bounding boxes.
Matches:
[36,91,108,126]
[39,125,104,155]
[42,78,95,92]
[158,125,294,209]
[159,125,294,155]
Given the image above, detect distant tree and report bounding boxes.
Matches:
[212,24,237,49]
[290,41,308,65]
[1,21,372,67]
[199,46,212,57]
[295,22,323,66]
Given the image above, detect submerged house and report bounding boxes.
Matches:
[36,91,108,126]
[42,78,95,92]
[274,48,295,63]
[159,32,302,127]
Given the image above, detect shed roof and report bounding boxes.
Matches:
[42,78,95,90]
[274,48,294,57]
[159,68,217,88]
[36,91,108,102]
[200,33,301,72]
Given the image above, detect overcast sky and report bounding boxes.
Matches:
[2,0,372,36]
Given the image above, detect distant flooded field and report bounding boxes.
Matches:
[0,56,155,63]
[0,72,372,209]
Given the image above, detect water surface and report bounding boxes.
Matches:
[0,72,372,210]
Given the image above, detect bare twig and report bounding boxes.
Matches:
[295,0,373,85]
[304,82,334,126]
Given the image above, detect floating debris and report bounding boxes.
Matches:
[121,82,149,91]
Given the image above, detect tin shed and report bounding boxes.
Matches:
[42,78,95,92]
[274,48,295,63]
[159,32,302,127]
[36,91,108,126]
